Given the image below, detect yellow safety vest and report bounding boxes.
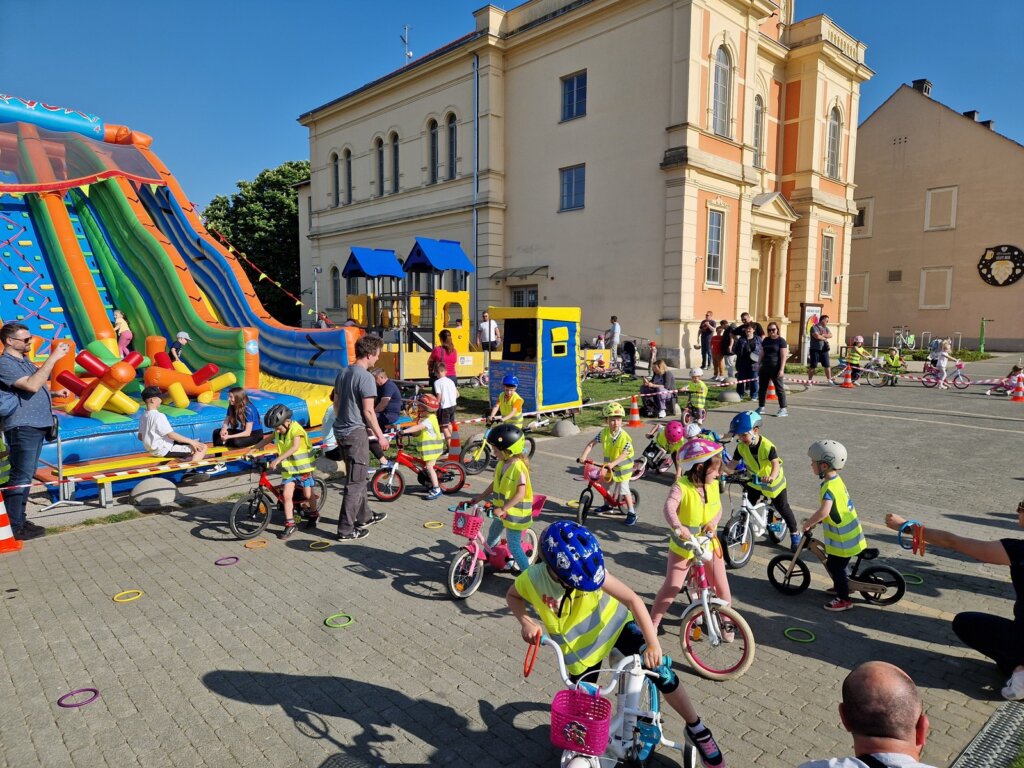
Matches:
[737,436,787,498]
[884,352,902,370]
[411,413,445,462]
[687,381,708,409]
[492,457,534,531]
[847,346,867,365]
[599,427,634,482]
[655,430,683,456]
[0,434,10,486]
[820,476,866,557]
[274,422,315,478]
[668,476,722,559]
[498,391,524,428]
[515,564,632,676]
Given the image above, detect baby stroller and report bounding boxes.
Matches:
[620,340,637,376]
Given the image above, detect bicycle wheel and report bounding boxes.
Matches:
[921,373,939,388]
[437,461,466,494]
[629,488,640,511]
[829,365,846,385]
[310,478,328,512]
[858,565,906,606]
[767,554,810,594]
[953,373,971,390]
[679,604,755,681]
[720,514,754,569]
[765,507,789,544]
[370,469,404,502]
[521,527,540,565]
[460,439,490,475]
[228,491,272,539]
[626,677,661,767]
[866,368,885,388]
[576,488,594,525]
[446,549,484,599]
[632,456,649,479]
[524,436,537,459]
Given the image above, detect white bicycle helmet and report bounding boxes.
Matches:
[808,440,847,471]
[684,422,703,439]
[688,367,703,378]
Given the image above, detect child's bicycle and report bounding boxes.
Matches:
[445,497,546,598]
[633,425,675,479]
[675,532,755,680]
[681,402,706,426]
[766,528,906,605]
[228,455,327,539]
[370,431,466,501]
[460,417,548,474]
[717,472,790,569]
[921,360,970,389]
[574,459,640,525]
[525,635,703,768]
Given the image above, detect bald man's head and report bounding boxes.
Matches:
[841,662,923,740]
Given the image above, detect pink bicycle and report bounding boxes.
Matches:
[445,497,546,599]
[922,360,970,389]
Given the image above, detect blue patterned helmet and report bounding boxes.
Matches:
[729,410,761,436]
[540,521,606,592]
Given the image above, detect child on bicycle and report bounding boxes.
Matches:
[488,373,524,428]
[882,347,905,386]
[401,393,445,500]
[432,361,459,443]
[507,520,727,767]
[936,340,959,390]
[253,403,316,539]
[686,368,708,424]
[846,336,869,384]
[804,440,867,612]
[645,420,686,479]
[579,402,637,525]
[467,424,534,572]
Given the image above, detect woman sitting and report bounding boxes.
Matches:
[640,359,676,417]
[212,387,264,449]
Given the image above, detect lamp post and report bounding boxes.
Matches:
[312,266,323,318]
[979,317,993,354]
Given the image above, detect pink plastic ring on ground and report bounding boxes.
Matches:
[57,688,100,708]
[215,556,240,567]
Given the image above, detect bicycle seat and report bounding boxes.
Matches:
[859,548,879,561]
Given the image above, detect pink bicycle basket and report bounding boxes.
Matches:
[452,510,484,539]
[584,465,602,482]
[550,688,612,756]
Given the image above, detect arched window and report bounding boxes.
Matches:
[375,138,384,196]
[330,266,342,309]
[446,114,457,180]
[713,47,731,138]
[343,149,352,204]
[330,153,340,206]
[390,132,400,194]
[753,96,765,169]
[826,107,841,179]
[428,119,439,184]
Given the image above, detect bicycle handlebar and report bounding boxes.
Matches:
[538,635,667,693]
[680,533,717,562]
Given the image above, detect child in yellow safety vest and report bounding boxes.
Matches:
[803,440,867,612]
[882,347,905,386]
[846,336,869,384]
[645,419,687,480]
[468,423,534,571]
[488,374,524,428]
[507,520,727,768]
[579,402,637,525]
[255,403,317,540]
[723,411,800,551]
[402,393,445,500]
[686,368,708,424]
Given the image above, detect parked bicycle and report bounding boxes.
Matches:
[461,417,547,474]
[445,499,545,598]
[575,459,640,525]
[717,472,791,569]
[767,529,906,605]
[370,431,466,501]
[892,325,917,351]
[921,360,971,390]
[228,455,327,539]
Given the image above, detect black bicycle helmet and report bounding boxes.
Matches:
[264,404,293,429]
[487,423,526,455]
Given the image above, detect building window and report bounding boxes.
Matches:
[330,266,342,309]
[852,198,874,239]
[705,209,724,286]
[820,235,835,296]
[511,286,538,308]
[753,95,765,168]
[887,270,903,282]
[428,119,439,184]
[561,71,587,121]
[446,114,457,180]
[924,186,958,231]
[375,138,384,197]
[343,150,352,204]
[826,107,841,179]
[346,276,361,296]
[390,132,400,194]
[919,267,953,309]
[330,153,340,206]
[559,164,586,211]
[713,47,731,138]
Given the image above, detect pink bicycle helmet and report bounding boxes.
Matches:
[664,421,685,444]
[853,335,864,344]
[679,438,723,470]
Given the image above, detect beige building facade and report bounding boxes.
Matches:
[848,81,1024,351]
[298,0,872,365]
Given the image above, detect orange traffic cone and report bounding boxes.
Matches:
[0,491,23,554]
[841,365,855,389]
[766,381,778,401]
[1011,373,1024,403]
[627,396,644,427]
[447,421,462,462]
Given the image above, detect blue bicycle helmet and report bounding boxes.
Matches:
[729,410,761,436]
[502,374,519,387]
[541,521,606,592]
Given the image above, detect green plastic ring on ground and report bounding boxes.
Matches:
[423,521,445,529]
[901,573,924,585]
[309,541,332,550]
[112,590,144,603]
[783,627,816,644]
[324,613,353,629]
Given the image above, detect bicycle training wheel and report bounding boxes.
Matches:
[460,439,490,475]
[576,488,594,525]
[521,528,540,565]
[767,554,810,594]
[720,515,754,569]
[370,469,404,502]
[437,461,466,494]
[446,550,484,599]
[953,374,971,390]
[765,508,789,545]
[867,369,885,388]
[680,604,755,681]
[921,373,939,388]
[858,565,906,606]
[228,492,273,539]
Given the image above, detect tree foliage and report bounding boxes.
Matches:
[202,160,310,324]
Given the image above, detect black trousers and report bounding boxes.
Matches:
[744,486,796,532]
[953,612,1024,676]
[826,554,852,600]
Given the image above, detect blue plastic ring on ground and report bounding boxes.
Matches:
[897,521,921,551]
[783,627,816,644]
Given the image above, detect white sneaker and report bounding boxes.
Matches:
[777,408,788,417]
[658,410,666,418]
[1002,669,1024,701]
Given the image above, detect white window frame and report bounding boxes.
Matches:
[825,107,841,179]
[924,186,958,231]
[852,198,874,239]
[847,271,869,312]
[752,95,765,169]
[511,286,539,308]
[819,234,835,297]
[919,267,953,309]
[712,47,732,138]
[705,208,725,287]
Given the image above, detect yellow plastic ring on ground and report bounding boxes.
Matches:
[112,590,144,603]
[244,539,268,550]
[423,521,445,529]
[566,500,580,508]
[309,541,332,550]
[783,627,816,644]
[901,573,924,585]
[324,613,353,629]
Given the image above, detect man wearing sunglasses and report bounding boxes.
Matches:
[0,323,71,540]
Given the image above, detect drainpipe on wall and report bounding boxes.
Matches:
[472,53,480,330]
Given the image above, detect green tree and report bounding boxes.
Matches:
[202,160,310,324]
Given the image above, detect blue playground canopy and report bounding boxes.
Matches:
[342,247,405,278]
[403,237,475,273]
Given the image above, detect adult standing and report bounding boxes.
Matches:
[333,335,390,541]
[808,314,832,383]
[721,320,737,380]
[734,324,762,402]
[605,315,621,358]
[0,324,71,540]
[798,661,936,768]
[698,311,716,369]
[733,312,765,340]
[476,310,500,352]
[427,329,458,387]
[757,322,789,417]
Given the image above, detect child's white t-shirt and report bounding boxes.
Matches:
[138,409,176,456]
[937,350,951,369]
[433,376,458,409]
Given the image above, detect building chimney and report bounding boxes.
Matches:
[962,110,980,121]
[911,78,932,96]
[981,120,995,131]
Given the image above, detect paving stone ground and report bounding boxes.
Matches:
[1,355,1021,767]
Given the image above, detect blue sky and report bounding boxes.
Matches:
[3,1,1021,210]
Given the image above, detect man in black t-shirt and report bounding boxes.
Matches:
[732,312,765,340]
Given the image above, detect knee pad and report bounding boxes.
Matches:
[654,664,679,694]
